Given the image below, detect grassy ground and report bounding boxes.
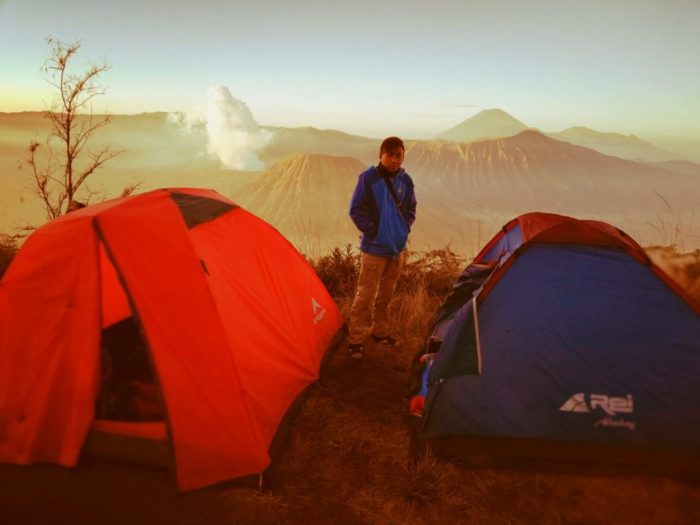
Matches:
[0,248,699,524]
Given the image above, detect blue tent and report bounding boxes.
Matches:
[417,213,700,470]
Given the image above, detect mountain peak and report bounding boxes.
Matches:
[271,153,365,171]
[471,108,520,119]
[510,129,549,141]
[436,108,528,143]
[560,126,596,134]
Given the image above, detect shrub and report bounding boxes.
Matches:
[308,244,360,299]
[398,248,464,297]
[0,234,18,278]
[309,246,466,301]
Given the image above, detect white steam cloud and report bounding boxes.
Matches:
[205,86,271,170]
[170,85,272,170]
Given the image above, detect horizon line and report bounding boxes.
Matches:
[1,109,698,143]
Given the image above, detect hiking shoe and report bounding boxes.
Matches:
[348,343,364,359]
[372,335,401,346]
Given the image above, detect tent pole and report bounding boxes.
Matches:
[472,297,482,375]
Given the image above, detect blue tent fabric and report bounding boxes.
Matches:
[423,243,700,451]
[432,263,496,336]
[478,223,523,263]
[429,298,479,381]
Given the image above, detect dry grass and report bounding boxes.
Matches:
[308,246,464,300]
[1,246,699,524]
[269,248,700,524]
[0,233,18,278]
[646,245,700,303]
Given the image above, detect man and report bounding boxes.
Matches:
[347,136,417,358]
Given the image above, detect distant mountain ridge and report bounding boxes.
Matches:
[234,132,700,254]
[2,112,698,252]
[260,126,375,165]
[404,130,687,214]
[547,126,686,163]
[412,131,699,249]
[435,109,687,163]
[2,109,687,164]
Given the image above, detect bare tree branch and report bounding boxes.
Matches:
[74,145,123,190]
[120,179,144,198]
[23,36,124,220]
[72,114,111,158]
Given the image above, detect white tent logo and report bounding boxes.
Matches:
[560,393,634,416]
[560,392,636,430]
[559,393,590,413]
[311,297,326,324]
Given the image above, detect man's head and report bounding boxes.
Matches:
[379,136,405,173]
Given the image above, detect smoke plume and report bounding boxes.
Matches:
[170,85,271,170]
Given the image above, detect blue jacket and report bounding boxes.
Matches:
[349,166,417,257]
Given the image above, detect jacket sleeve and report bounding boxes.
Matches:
[349,173,377,234]
[402,178,417,229]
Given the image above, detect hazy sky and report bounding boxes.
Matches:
[1,0,699,140]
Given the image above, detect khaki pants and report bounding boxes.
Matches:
[348,251,407,345]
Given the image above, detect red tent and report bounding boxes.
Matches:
[0,188,343,491]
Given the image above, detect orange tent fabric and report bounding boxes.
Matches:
[0,188,342,491]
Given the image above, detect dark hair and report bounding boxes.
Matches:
[380,136,404,154]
